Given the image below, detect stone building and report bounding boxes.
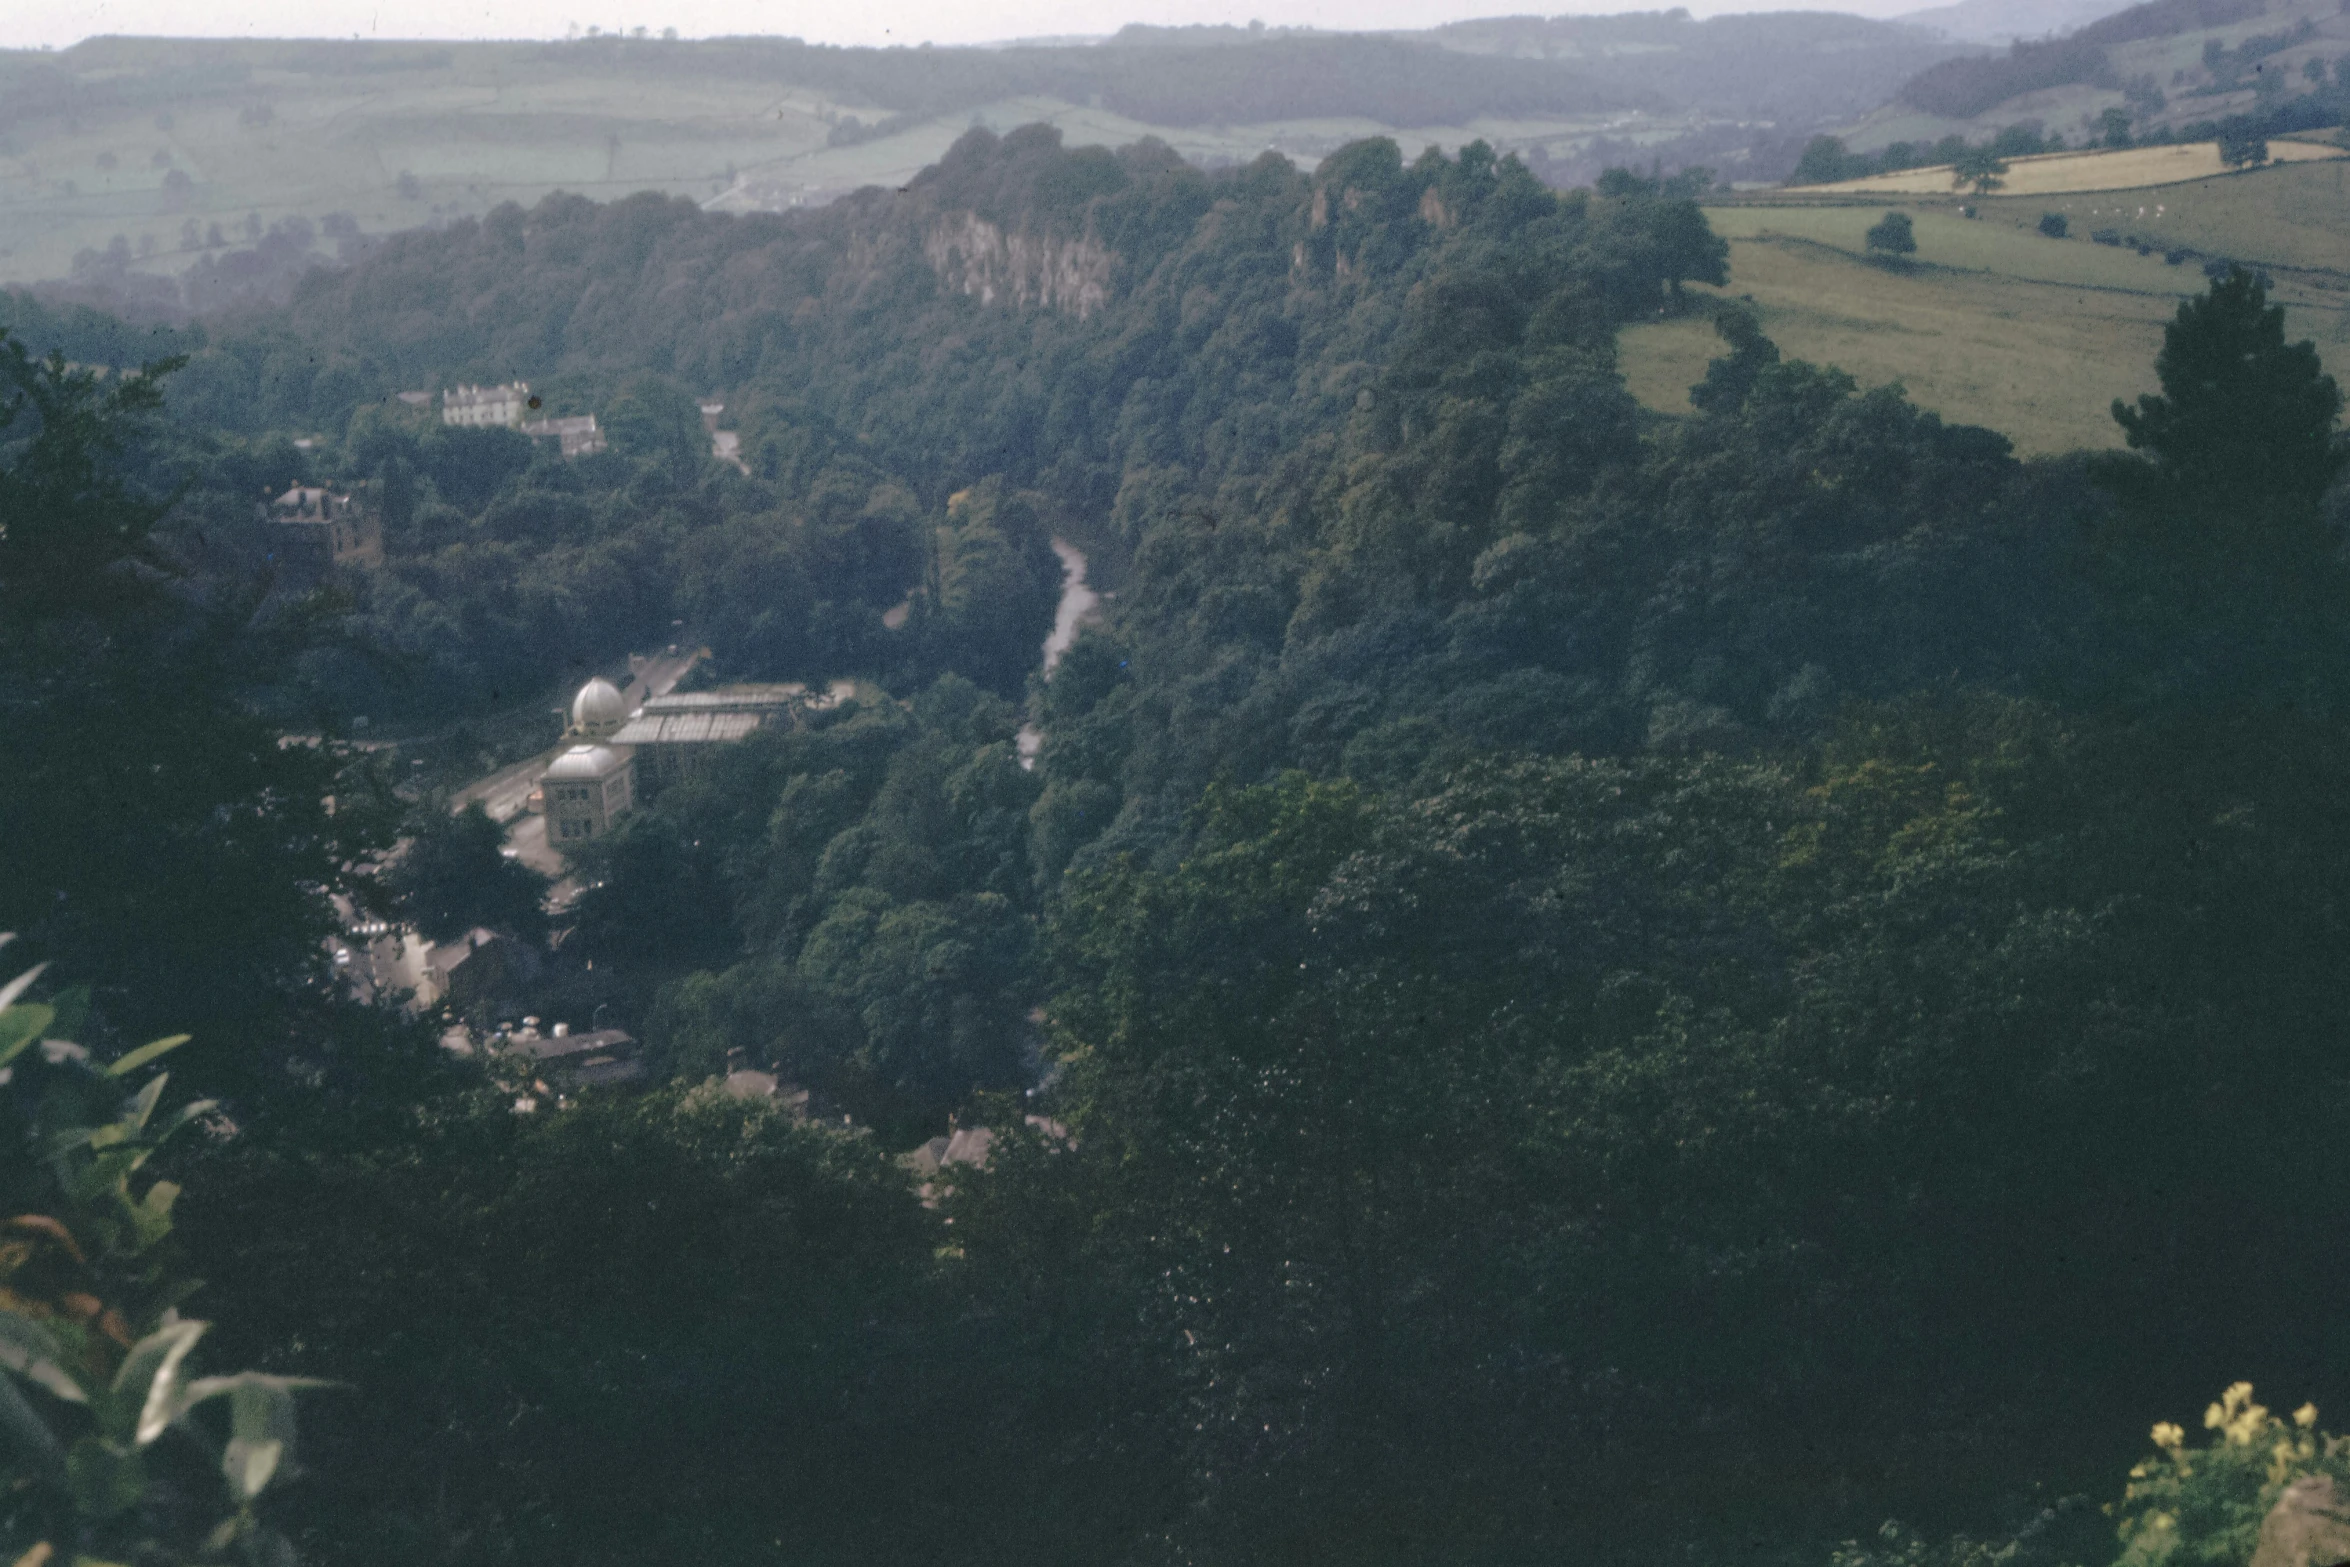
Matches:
[611,684,807,791]
[262,485,380,582]
[521,413,606,457]
[541,678,636,847]
[544,744,632,844]
[442,382,530,428]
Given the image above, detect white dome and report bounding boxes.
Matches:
[570,678,628,736]
[546,744,626,781]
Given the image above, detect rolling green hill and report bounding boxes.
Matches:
[1621,151,2350,455]
[1847,0,2350,154]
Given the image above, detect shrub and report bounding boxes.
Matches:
[2111,1384,2350,1567]
[1865,211,1918,258]
[2040,212,2070,238]
[0,942,327,1563]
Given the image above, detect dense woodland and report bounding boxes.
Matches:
[2,122,2349,1566]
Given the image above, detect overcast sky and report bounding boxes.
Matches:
[6,0,1934,54]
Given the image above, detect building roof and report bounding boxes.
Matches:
[610,710,766,745]
[429,927,505,976]
[570,678,630,734]
[505,1026,635,1063]
[270,486,352,518]
[640,686,803,712]
[564,1053,648,1088]
[444,381,527,405]
[545,743,629,781]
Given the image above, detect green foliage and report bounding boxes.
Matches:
[2102,268,2347,558]
[0,329,185,612]
[2217,118,2272,169]
[2040,211,2070,238]
[30,109,2350,1567]
[381,802,549,945]
[1866,210,1918,258]
[177,1078,963,1565]
[0,946,325,1564]
[2112,1386,2348,1567]
[0,340,398,1107]
[1952,146,2012,195]
[598,372,705,473]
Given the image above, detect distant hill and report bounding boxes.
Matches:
[1856,0,2346,148]
[1896,0,2145,46]
[0,15,1975,305]
[1413,11,1967,121]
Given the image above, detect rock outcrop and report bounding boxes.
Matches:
[922,212,1114,319]
[2252,1475,2350,1567]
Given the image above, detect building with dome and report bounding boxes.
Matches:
[545,744,632,844]
[541,677,638,846]
[537,674,852,854]
[569,677,631,740]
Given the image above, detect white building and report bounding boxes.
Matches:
[544,744,632,844]
[442,382,530,428]
[521,413,606,457]
[539,678,636,849]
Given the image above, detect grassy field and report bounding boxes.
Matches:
[1623,158,2350,456]
[1809,139,2348,197]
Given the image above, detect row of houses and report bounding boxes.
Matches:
[402,382,744,468]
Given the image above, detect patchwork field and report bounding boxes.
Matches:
[1808,138,2348,197]
[1624,157,2350,456]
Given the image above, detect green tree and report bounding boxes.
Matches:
[2217,117,2270,169]
[0,331,183,613]
[2099,107,2134,149]
[600,373,707,474]
[1950,146,2009,195]
[1790,134,1858,185]
[1865,210,1918,260]
[0,338,393,1090]
[383,802,549,944]
[2104,267,2346,545]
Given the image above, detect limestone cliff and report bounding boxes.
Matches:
[922,212,1114,319]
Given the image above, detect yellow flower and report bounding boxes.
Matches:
[2207,1382,2269,1446]
[2152,1422,2186,1449]
[2296,1404,2319,1430]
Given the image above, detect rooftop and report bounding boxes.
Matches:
[610,710,764,745]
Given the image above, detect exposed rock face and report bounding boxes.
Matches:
[922,211,1113,319]
[2252,1475,2350,1567]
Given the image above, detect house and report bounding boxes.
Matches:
[720,1048,811,1115]
[521,413,606,457]
[261,485,380,583]
[442,382,530,428]
[428,927,538,1015]
[700,398,748,473]
[503,1024,647,1093]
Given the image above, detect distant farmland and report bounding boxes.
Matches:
[1804,138,2346,197]
[1623,155,2350,456]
